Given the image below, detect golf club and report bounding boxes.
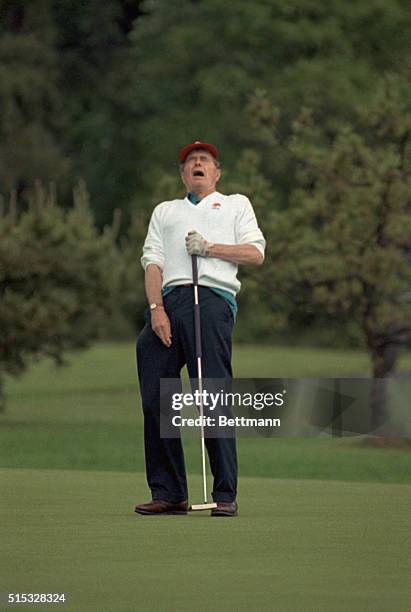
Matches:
[189,254,217,512]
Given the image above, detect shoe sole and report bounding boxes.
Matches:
[134,509,187,516]
[211,511,237,517]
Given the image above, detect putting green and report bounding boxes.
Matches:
[1,468,410,611]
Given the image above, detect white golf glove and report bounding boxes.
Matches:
[185,230,213,257]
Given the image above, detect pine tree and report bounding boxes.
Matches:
[0,1,70,197]
[260,74,411,427]
[0,182,122,410]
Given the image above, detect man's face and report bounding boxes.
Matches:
[180,149,221,194]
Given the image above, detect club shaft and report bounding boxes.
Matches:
[192,255,208,503]
[197,358,207,503]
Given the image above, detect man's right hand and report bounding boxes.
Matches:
[151,307,172,347]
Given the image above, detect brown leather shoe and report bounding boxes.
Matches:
[211,501,238,517]
[134,499,188,515]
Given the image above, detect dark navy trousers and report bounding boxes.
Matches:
[136,286,237,503]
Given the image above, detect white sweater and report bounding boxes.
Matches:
[141,191,266,295]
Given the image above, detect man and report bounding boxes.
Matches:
[135,140,265,517]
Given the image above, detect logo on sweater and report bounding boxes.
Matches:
[212,202,221,209]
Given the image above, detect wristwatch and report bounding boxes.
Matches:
[149,303,163,311]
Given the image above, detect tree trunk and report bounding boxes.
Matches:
[370,346,389,434]
[366,345,405,447]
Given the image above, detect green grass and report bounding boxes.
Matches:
[1,343,411,611]
[1,468,410,612]
[1,343,411,482]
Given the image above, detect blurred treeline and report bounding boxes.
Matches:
[1,0,411,349]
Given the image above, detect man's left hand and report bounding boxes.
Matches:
[185,230,213,257]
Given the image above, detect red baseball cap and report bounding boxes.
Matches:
[179,140,219,163]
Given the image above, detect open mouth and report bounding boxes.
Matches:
[193,170,204,177]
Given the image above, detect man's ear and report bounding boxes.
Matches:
[216,169,221,182]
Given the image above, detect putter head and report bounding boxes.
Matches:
[189,502,218,511]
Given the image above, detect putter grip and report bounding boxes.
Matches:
[191,254,198,285]
[191,256,202,359]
